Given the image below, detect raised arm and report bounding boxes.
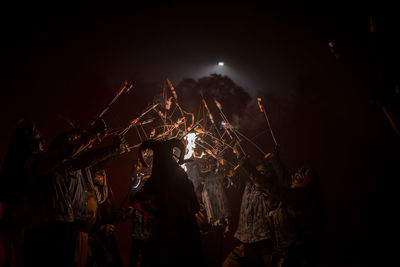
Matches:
[73,135,127,171]
[35,118,107,175]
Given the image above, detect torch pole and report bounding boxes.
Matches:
[98,81,133,120]
[236,130,270,158]
[257,98,278,147]
[213,98,246,155]
[119,103,159,136]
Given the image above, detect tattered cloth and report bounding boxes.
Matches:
[201,170,231,226]
[234,182,273,243]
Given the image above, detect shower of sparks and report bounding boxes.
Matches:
[103,77,271,187]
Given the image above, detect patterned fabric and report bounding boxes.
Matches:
[271,202,297,249]
[234,182,273,243]
[69,168,95,221]
[44,169,74,222]
[202,170,231,226]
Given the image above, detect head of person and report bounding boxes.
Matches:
[93,169,106,187]
[291,166,312,188]
[256,163,267,175]
[256,159,276,178]
[138,138,185,170]
[14,117,45,154]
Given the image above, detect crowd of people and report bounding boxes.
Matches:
[0,116,325,267]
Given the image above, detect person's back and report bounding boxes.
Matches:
[134,139,203,266]
[141,166,202,266]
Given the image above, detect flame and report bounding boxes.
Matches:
[194,127,205,134]
[184,132,197,160]
[165,97,173,110]
[181,132,198,172]
[167,79,178,100]
[214,97,222,110]
[257,98,264,113]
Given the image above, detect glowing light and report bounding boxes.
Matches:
[184,132,197,160]
[132,175,142,189]
[218,62,224,66]
[182,132,198,172]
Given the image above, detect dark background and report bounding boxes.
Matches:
[1,1,399,266]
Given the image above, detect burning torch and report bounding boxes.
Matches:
[257,98,279,147]
[214,97,246,156]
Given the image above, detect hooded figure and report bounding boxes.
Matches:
[134,138,202,266]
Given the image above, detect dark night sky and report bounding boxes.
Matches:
[1,1,400,266]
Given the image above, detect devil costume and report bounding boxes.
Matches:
[134,139,202,267]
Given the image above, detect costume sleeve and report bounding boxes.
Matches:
[239,156,278,194]
[70,145,121,171]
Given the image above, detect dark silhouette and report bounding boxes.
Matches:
[127,163,152,267]
[133,138,202,266]
[0,117,45,266]
[21,119,125,266]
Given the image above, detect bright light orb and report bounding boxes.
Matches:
[218,62,224,66]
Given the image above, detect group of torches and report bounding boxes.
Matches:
[93,78,279,187]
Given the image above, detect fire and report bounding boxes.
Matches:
[181,132,198,172]
[184,132,197,160]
